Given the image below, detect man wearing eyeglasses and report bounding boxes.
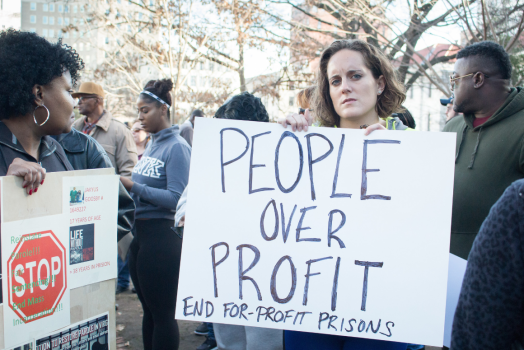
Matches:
[73,82,138,295]
[443,41,524,260]
[72,82,138,178]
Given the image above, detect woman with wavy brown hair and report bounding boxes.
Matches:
[281,39,409,350]
[281,39,408,134]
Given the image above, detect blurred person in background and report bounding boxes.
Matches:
[131,120,150,160]
[440,97,460,122]
[179,109,204,147]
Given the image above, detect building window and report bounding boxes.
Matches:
[289,96,295,106]
[65,18,70,25]
[30,15,36,24]
[49,17,54,25]
[57,17,63,25]
[191,76,196,86]
[64,31,69,38]
[58,31,62,38]
[410,87,414,99]
[86,42,91,51]
[74,5,78,13]
[49,29,54,38]
[200,77,205,87]
[317,21,321,30]
[289,81,295,90]
[43,16,48,24]
[105,37,109,44]
[85,55,91,64]
[73,31,77,38]
[73,18,77,25]
[79,43,84,51]
[30,2,36,11]
[80,5,84,12]
[199,61,204,70]
[43,4,48,12]
[209,62,214,71]
[58,5,63,13]
[49,4,54,12]
[428,84,432,97]
[30,28,36,33]
[43,29,48,37]
[65,5,69,13]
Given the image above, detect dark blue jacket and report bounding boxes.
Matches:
[57,128,135,241]
[451,179,524,350]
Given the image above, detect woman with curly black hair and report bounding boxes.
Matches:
[0,29,84,194]
[119,79,191,350]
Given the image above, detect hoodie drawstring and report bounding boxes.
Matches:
[455,125,468,163]
[468,127,483,169]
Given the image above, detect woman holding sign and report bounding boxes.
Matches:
[119,79,191,350]
[281,40,409,350]
[0,30,84,194]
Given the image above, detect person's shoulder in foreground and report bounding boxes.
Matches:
[451,178,524,350]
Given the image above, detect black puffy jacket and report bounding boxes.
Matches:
[57,128,135,241]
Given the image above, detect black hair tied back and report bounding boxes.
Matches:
[143,78,173,107]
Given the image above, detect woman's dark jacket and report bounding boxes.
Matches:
[57,128,135,241]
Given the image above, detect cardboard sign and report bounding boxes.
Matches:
[1,170,118,348]
[176,118,456,346]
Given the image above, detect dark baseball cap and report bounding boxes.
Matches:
[440,97,453,106]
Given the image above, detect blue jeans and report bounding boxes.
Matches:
[284,331,407,350]
[207,323,215,341]
[117,253,130,289]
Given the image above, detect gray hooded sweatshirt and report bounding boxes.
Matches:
[130,125,191,220]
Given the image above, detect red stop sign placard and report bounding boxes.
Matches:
[7,230,67,323]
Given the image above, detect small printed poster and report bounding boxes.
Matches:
[69,187,85,205]
[70,224,95,265]
[63,175,118,289]
[35,312,109,350]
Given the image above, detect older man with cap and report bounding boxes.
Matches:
[73,82,138,295]
[72,82,138,178]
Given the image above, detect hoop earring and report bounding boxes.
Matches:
[33,105,50,126]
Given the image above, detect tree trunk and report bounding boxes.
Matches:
[239,42,246,92]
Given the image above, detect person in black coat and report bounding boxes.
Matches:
[451,179,524,349]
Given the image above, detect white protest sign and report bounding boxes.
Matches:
[176,118,456,347]
[63,175,119,289]
[444,254,467,347]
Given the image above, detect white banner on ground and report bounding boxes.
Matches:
[63,176,119,289]
[176,118,456,347]
[34,312,109,350]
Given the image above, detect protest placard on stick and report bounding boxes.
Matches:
[176,118,456,347]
